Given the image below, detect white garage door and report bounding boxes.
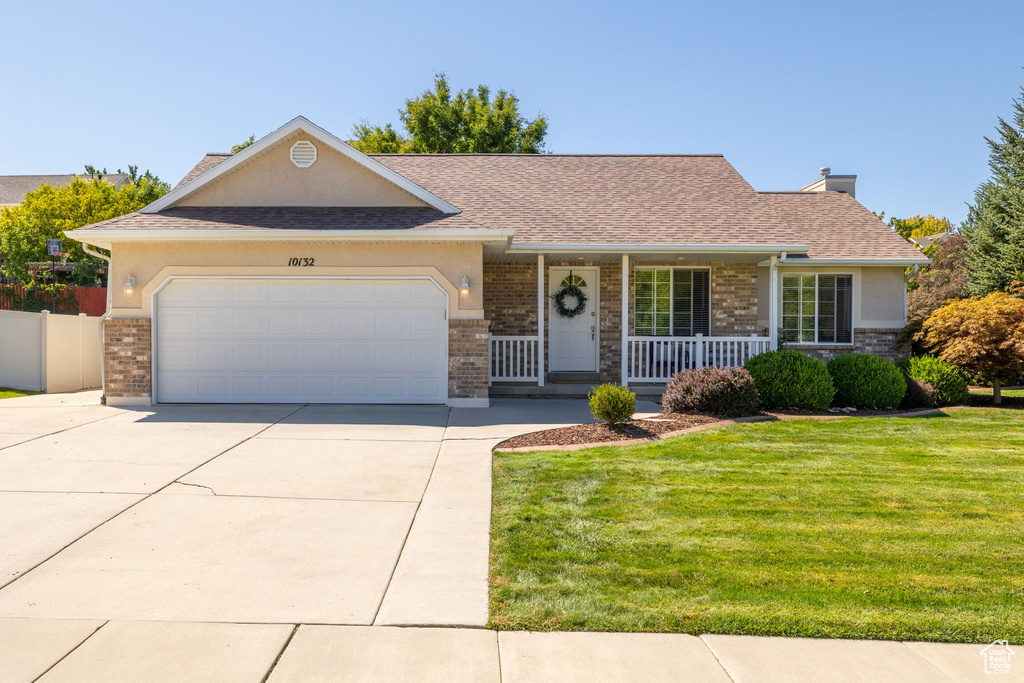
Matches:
[155,278,448,404]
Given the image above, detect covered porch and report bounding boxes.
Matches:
[483,248,790,395]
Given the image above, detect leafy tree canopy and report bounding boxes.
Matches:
[231,135,255,153]
[889,214,954,241]
[920,290,1024,403]
[963,84,1024,295]
[351,73,548,154]
[0,171,169,284]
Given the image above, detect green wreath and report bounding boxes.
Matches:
[551,284,588,318]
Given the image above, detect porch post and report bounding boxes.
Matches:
[621,254,629,386]
[537,254,545,387]
[768,254,779,350]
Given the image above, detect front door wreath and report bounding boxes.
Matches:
[551,282,588,318]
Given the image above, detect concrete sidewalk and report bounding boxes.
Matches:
[4,619,1014,682]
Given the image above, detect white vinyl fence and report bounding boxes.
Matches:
[0,310,102,392]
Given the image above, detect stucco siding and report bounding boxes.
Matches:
[177,136,431,208]
[110,241,484,319]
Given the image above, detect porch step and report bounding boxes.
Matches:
[549,372,601,384]
[490,383,665,399]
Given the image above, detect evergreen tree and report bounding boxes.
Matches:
[963,85,1024,294]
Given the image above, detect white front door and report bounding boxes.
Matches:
[548,267,599,372]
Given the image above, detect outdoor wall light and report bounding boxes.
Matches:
[460,276,470,297]
[123,276,136,297]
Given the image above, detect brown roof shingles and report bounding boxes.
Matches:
[76,151,923,261]
[757,191,923,260]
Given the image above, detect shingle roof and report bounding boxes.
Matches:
[373,154,798,246]
[173,154,234,189]
[757,191,924,260]
[73,206,494,232]
[0,173,128,206]
[74,151,923,261]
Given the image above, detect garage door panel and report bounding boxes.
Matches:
[156,278,448,404]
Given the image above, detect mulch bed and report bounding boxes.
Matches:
[496,412,722,450]
[496,398,1024,450]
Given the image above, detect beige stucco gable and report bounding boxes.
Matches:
[177,135,431,208]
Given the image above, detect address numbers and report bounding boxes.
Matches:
[288,258,315,267]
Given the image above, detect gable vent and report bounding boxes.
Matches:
[290,140,317,168]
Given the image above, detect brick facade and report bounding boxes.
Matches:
[710,263,760,336]
[448,319,490,401]
[483,260,761,386]
[103,318,152,401]
[794,328,904,363]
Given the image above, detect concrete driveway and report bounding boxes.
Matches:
[0,391,652,627]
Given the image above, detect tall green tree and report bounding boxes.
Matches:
[231,135,255,153]
[963,85,1024,295]
[351,73,548,154]
[0,172,169,284]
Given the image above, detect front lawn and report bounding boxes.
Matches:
[0,387,39,400]
[971,387,1024,398]
[490,409,1024,642]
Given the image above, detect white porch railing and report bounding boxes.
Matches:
[490,335,540,382]
[627,334,771,383]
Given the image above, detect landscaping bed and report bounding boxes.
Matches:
[496,413,723,449]
[490,409,1024,642]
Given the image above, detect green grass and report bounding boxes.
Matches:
[0,387,39,400]
[970,388,1024,398]
[490,409,1024,642]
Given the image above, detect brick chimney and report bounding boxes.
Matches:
[797,167,857,198]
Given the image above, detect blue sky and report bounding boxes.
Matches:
[3,0,1023,224]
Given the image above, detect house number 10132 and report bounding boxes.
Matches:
[288,258,315,266]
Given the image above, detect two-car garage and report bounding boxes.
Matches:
[154,278,449,404]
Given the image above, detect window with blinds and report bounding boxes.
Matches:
[782,273,853,344]
[634,268,711,336]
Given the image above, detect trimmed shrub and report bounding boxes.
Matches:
[826,353,907,409]
[662,366,760,418]
[902,376,936,410]
[897,355,970,407]
[744,349,836,411]
[589,384,636,425]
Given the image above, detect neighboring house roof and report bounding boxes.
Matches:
[758,191,924,261]
[0,174,128,206]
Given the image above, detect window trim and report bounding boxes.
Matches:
[781,272,855,345]
[633,267,711,337]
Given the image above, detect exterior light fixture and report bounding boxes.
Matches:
[460,276,470,297]
[124,276,136,297]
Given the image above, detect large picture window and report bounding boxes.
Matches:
[782,273,853,344]
[634,268,711,336]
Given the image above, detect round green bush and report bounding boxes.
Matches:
[662,366,760,417]
[744,349,836,411]
[826,353,906,409]
[896,355,969,407]
[588,384,636,425]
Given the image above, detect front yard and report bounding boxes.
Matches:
[0,387,38,400]
[490,409,1024,642]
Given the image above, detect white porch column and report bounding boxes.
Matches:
[537,254,545,387]
[621,254,629,386]
[768,254,779,350]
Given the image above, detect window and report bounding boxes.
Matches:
[634,268,710,336]
[782,273,853,344]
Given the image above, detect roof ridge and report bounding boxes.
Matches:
[368,153,725,158]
